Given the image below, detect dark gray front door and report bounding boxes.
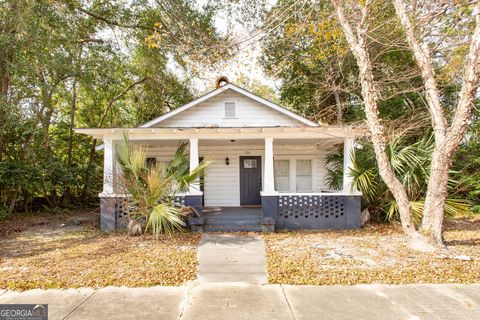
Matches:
[240,156,262,205]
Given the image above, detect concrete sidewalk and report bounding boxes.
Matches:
[0,284,479,319]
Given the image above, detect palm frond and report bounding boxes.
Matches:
[384,198,472,226]
[145,203,185,238]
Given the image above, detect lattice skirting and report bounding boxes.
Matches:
[100,195,187,230]
[275,195,360,229]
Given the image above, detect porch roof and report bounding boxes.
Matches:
[75,126,368,141]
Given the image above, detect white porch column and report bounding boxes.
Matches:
[343,137,355,194]
[189,138,201,194]
[263,137,276,194]
[102,139,115,195]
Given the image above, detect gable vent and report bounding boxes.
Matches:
[224,102,236,118]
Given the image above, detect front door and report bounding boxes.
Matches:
[240,156,262,205]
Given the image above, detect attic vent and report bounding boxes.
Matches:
[224,102,236,118]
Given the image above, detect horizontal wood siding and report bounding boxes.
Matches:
[156,89,304,127]
[145,143,333,207]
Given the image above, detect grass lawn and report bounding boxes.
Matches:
[0,210,201,290]
[263,218,480,285]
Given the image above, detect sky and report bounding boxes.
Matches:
[174,0,280,93]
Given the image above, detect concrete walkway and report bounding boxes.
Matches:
[1,284,479,319]
[197,233,267,284]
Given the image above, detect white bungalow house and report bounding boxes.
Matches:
[76,81,365,231]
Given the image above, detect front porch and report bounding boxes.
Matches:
[78,127,364,231]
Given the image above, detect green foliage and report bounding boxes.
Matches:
[452,116,480,212]
[260,0,425,124]
[0,0,220,214]
[115,135,210,236]
[0,206,9,221]
[326,134,472,224]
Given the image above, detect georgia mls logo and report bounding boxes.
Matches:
[0,304,48,320]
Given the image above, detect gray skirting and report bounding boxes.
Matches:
[100,194,361,231]
[99,195,187,231]
[262,194,361,230]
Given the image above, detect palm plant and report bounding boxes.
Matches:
[115,135,209,237]
[325,133,471,225]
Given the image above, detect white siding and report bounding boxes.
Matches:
[155,89,304,127]
[145,143,332,207]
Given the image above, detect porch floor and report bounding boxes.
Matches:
[202,207,262,232]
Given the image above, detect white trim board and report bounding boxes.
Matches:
[138,83,319,128]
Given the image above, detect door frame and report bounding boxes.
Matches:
[239,156,262,205]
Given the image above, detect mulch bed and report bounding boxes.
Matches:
[0,210,201,290]
[263,218,480,285]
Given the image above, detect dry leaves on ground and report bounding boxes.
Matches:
[0,210,201,290]
[263,219,480,285]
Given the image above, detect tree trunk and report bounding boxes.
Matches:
[67,80,77,167]
[421,151,450,244]
[8,187,18,215]
[64,80,77,205]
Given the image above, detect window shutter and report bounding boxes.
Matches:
[224,102,236,118]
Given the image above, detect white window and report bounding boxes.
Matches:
[243,158,257,168]
[224,101,236,118]
[296,160,312,191]
[274,160,290,192]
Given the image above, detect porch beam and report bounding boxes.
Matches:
[343,137,355,194]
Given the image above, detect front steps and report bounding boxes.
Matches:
[189,207,274,232]
[203,216,263,232]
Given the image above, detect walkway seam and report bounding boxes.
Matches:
[61,290,97,320]
[177,282,195,320]
[0,290,7,297]
[280,285,296,320]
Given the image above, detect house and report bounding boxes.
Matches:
[76,79,366,231]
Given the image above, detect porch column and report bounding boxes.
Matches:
[343,137,355,194]
[102,138,115,194]
[189,138,201,194]
[263,137,276,193]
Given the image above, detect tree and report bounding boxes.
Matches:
[331,0,480,249]
[392,0,480,246]
[260,0,426,125]
[0,0,223,214]
[331,0,425,248]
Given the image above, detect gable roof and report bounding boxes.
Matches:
[139,83,319,128]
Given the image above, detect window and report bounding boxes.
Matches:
[243,158,257,168]
[224,101,236,118]
[274,160,290,192]
[296,160,312,191]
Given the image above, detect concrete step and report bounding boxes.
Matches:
[205,218,262,225]
[203,224,262,232]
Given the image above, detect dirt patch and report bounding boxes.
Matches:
[0,209,99,237]
[0,210,201,290]
[263,219,480,285]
